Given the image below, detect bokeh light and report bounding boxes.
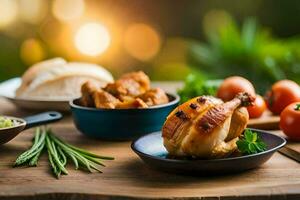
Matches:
[124,23,161,61]
[0,0,18,29]
[74,22,111,56]
[20,38,46,65]
[52,0,85,22]
[203,9,232,35]
[19,0,48,24]
[152,37,191,80]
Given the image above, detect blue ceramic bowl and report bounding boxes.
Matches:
[70,93,179,140]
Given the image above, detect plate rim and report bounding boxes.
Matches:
[131,128,287,163]
[0,77,72,103]
[70,93,180,112]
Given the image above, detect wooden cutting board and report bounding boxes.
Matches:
[0,98,300,200]
[248,111,280,130]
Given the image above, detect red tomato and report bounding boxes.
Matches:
[247,95,266,118]
[280,102,300,141]
[217,76,256,101]
[265,80,300,115]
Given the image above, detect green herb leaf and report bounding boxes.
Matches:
[295,103,300,111]
[236,140,249,153]
[177,73,222,103]
[236,129,267,155]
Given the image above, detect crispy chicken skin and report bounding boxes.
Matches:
[162,93,254,158]
[138,88,169,106]
[80,71,168,109]
[116,97,148,109]
[104,71,150,99]
[93,89,120,109]
[81,81,120,109]
[81,81,97,107]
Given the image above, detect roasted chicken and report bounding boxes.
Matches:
[138,88,169,106]
[116,97,148,109]
[162,93,254,159]
[104,71,151,100]
[80,71,169,109]
[81,81,120,109]
[81,81,98,107]
[93,89,121,109]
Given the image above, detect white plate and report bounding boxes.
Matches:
[0,78,70,111]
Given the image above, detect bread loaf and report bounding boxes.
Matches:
[16,58,114,100]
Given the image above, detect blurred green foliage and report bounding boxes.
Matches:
[188,17,300,93]
[0,35,25,81]
[177,73,222,103]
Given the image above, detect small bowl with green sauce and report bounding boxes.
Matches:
[0,116,17,129]
[0,112,62,145]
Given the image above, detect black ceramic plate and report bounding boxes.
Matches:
[131,129,286,175]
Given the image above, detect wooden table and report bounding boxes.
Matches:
[0,84,300,200]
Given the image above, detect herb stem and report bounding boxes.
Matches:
[14,127,113,178]
[45,135,68,175]
[14,130,47,166]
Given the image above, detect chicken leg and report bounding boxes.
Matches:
[162,93,254,158]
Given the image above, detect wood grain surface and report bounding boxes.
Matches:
[0,91,300,200]
[248,111,280,130]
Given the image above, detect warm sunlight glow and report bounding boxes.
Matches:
[124,23,161,61]
[0,0,18,29]
[19,0,47,24]
[75,22,111,56]
[20,38,46,65]
[52,0,85,22]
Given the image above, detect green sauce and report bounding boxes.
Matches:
[0,116,14,129]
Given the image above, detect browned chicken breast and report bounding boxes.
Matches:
[138,88,169,106]
[93,89,120,109]
[81,81,120,109]
[80,71,169,109]
[116,97,148,109]
[162,93,254,158]
[104,71,150,99]
[81,81,97,107]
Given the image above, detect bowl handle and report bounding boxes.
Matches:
[23,111,63,129]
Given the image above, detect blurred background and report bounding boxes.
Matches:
[1,0,300,92]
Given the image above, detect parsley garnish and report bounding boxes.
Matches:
[236,129,267,155]
[295,103,300,111]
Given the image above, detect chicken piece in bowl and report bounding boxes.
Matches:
[80,71,169,109]
[71,71,179,140]
[104,71,150,100]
